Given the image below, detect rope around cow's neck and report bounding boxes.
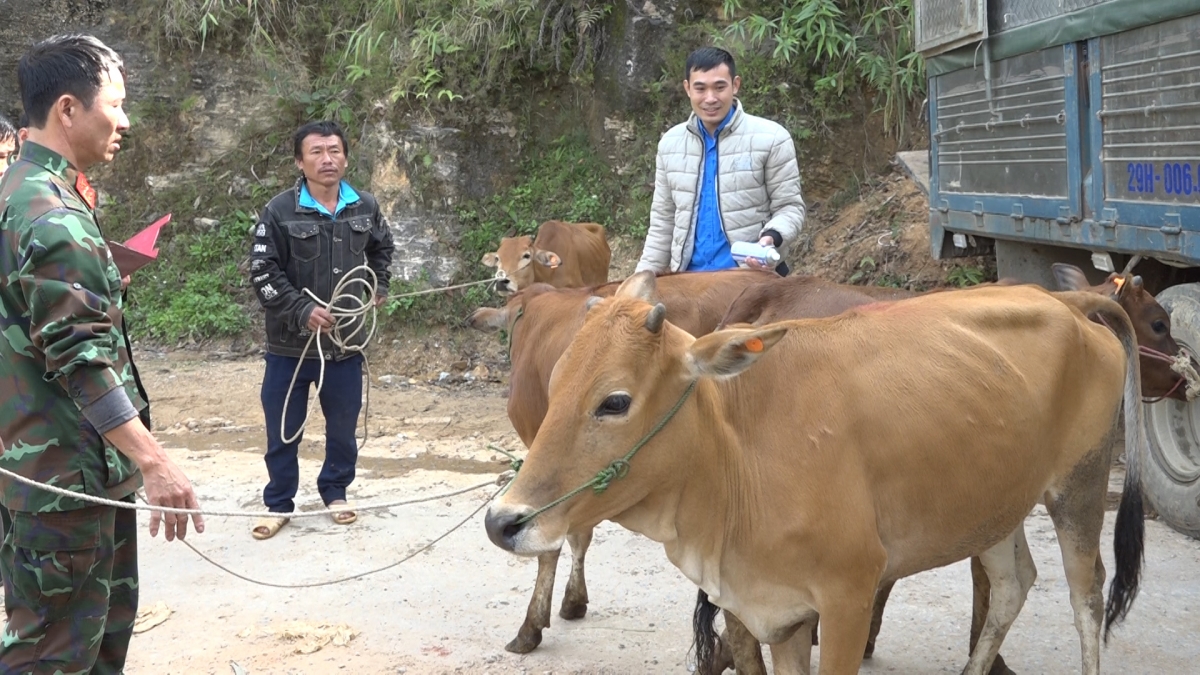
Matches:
[498,380,698,526]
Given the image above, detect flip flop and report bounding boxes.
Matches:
[252,515,290,540]
[327,500,357,525]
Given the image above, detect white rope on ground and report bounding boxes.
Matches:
[175,489,499,588]
[0,465,504,518]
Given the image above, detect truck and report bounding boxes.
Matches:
[906,0,1200,538]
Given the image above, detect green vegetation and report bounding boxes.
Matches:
[456,131,640,265]
[118,208,255,342]
[715,0,925,141]
[947,264,987,288]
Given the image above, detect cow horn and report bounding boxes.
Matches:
[1132,275,1143,289]
[585,296,604,311]
[645,303,667,333]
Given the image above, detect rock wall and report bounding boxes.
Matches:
[0,0,700,286]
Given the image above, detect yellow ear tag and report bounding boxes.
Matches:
[1113,276,1126,292]
[744,337,764,353]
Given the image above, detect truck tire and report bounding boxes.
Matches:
[1142,283,1200,539]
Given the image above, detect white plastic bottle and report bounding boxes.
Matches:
[730,240,781,267]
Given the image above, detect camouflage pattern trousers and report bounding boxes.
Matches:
[0,499,137,674]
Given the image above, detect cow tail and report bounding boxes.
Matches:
[1056,290,1147,640]
[692,588,721,675]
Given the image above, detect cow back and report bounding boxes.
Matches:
[533,220,612,288]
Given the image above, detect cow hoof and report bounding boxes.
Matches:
[988,655,1016,675]
[504,627,543,654]
[559,601,588,621]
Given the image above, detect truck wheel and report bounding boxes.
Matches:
[1142,283,1200,539]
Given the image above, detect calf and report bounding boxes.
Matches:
[481,220,610,295]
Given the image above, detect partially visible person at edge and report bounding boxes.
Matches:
[635,46,806,276]
[0,114,17,178]
[247,120,395,541]
[0,34,204,672]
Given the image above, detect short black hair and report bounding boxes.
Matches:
[292,121,349,159]
[0,115,15,144]
[17,34,124,129]
[685,47,737,81]
[17,111,29,129]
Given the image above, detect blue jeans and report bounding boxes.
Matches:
[260,352,363,513]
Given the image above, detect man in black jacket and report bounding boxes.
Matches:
[247,120,394,539]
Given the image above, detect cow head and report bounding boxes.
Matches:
[485,271,788,555]
[481,235,563,295]
[466,283,562,334]
[1052,263,1196,401]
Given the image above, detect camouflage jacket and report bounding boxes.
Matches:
[0,142,144,513]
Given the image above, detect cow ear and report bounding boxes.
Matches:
[615,270,658,302]
[481,252,500,268]
[467,306,509,332]
[686,325,789,379]
[535,250,561,269]
[1051,263,1090,291]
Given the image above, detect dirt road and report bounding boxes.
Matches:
[117,353,1199,674]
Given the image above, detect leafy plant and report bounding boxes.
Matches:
[124,210,255,342]
[848,255,876,284]
[715,0,925,139]
[947,264,986,288]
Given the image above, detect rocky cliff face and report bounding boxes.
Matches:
[1,0,705,286]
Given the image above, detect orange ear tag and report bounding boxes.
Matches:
[744,337,764,353]
[1112,276,1126,292]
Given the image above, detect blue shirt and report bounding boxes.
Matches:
[687,107,738,272]
[298,180,360,219]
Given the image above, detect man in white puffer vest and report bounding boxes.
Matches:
[635,47,806,276]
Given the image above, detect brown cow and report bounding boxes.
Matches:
[1052,263,1195,402]
[721,270,1193,402]
[716,269,1192,673]
[486,272,1148,675]
[468,268,776,662]
[481,220,611,295]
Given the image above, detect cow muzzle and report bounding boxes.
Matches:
[493,270,516,295]
[485,504,549,554]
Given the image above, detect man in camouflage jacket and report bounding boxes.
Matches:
[0,35,202,672]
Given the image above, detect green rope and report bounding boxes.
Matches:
[488,444,524,474]
[505,305,525,363]
[510,380,697,526]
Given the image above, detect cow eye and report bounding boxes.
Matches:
[522,252,532,259]
[596,393,632,417]
[1152,319,1168,335]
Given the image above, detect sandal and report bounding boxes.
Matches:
[252,515,290,540]
[327,500,357,525]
